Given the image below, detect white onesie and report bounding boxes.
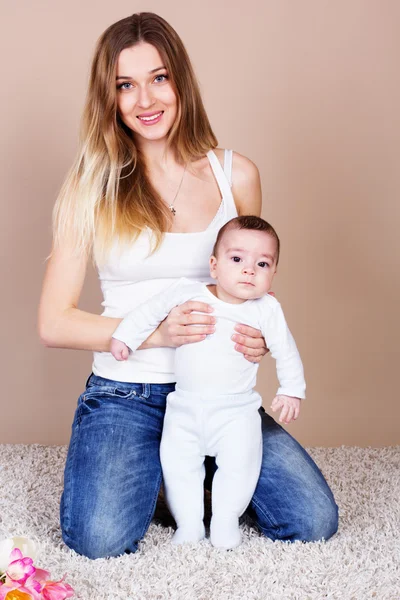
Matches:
[112,278,306,548]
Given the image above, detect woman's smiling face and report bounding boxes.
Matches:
[116,42,178,141]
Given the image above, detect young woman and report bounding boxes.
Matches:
[38,12,338,559]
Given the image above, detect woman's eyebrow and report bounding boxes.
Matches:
[116,66,166,80]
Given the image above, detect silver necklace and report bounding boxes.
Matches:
[167,162,187,216]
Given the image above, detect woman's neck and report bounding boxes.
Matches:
[135,136,181,172]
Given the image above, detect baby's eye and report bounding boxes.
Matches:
[258,262,269,268]
[232,256,241,263]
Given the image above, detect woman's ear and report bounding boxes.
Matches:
[209,255,218,279]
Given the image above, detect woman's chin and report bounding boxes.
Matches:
[134,128,171,143]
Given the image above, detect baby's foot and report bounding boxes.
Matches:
[210,515,241,549]
[172,523,205,545]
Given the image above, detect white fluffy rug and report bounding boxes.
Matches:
[0,445,399,600]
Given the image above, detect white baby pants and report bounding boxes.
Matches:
[160,387,263,549]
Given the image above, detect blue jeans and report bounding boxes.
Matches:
[60,374,338,559]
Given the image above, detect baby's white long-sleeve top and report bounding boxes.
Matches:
[112,278,306,398]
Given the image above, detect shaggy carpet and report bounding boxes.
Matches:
[0,445,399,600]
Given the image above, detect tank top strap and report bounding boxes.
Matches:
[206,149,238,223]
[223,149,233,187]
[207,149,229,195]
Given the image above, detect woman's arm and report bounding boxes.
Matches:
[231,151,262,217]
[38,240,122,352]
[38,240,213,352]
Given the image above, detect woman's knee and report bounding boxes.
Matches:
[250,487,339,543]
[61,511,142,559]
[62,533,139,560]
[288,495,339,542]
[308,496,339,541]
[60,487,152,559]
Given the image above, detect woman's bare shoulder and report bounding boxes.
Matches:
[230,150,262,216]
[232,150,259,180]
[213,148,259,180]
[191,149,261,207]
[210,148,261,215]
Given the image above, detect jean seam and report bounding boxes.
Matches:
[250,494,281,535]
[137,470,163,542]
[60,420,80,539]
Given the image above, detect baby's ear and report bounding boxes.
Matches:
[209,255,218,279]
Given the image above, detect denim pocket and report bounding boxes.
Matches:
[77,387,136,418]
[83,385,137,402]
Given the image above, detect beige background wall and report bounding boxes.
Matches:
[1,1,399,446]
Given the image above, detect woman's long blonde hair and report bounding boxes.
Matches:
[51,12,218,266]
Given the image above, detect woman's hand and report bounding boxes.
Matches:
[155,301,216,348]
[232,324,268,363]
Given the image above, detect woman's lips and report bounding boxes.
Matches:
[137,111,164,125]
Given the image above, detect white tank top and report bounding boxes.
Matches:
[92,149,238,383]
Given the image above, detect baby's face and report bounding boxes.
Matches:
[209,228,278,303]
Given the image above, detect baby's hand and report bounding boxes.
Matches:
[110,338,130,361]
[271,395,301,424]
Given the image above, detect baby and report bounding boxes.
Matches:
[111,216,306,550]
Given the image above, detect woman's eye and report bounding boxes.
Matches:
[117,74,168,91]
[258,262,269,268]
[232,256,241,263]
[117,82,133,91]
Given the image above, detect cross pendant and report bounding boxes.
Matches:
[169,205,176,216]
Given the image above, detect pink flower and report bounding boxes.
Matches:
[28,570,50,586]
[0,539,37,575]
[5,550,35,586]
[0,551,54,600]
[0,540,74,600]
[41,579,74,600]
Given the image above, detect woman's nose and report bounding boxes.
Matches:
[137,86,155,108]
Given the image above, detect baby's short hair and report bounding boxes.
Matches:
[212,216,280,265]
